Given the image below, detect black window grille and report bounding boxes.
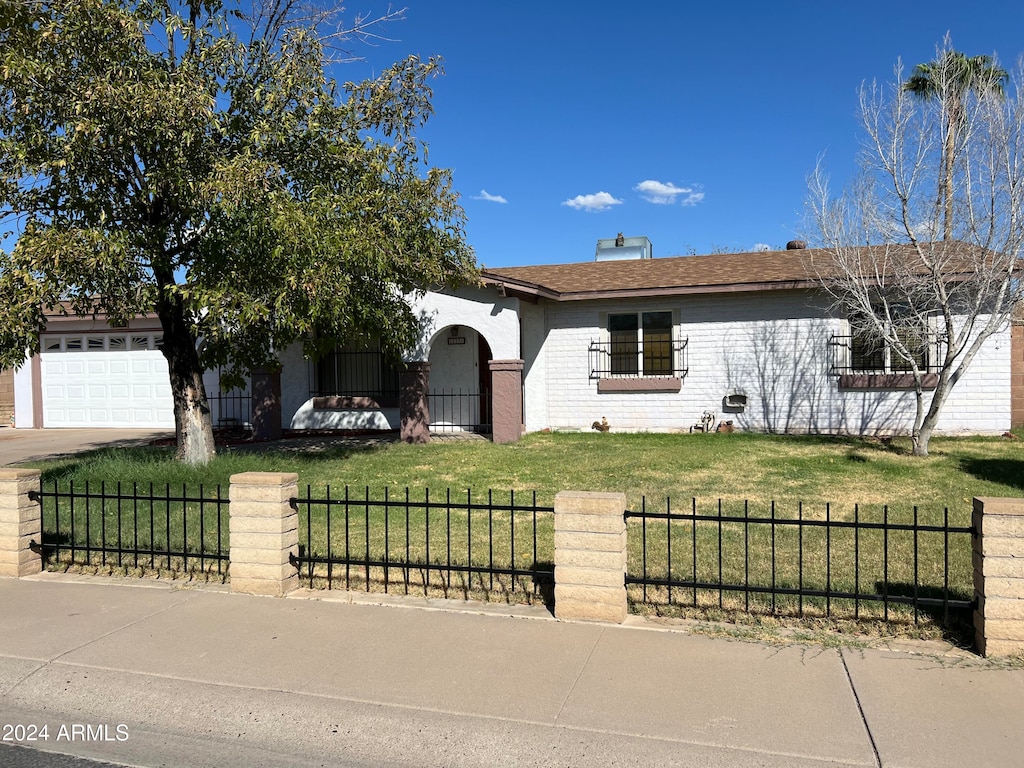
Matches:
[831,332,940,375]
[590,337,688,380]
[592,312,682,379]
[311,342,402,401]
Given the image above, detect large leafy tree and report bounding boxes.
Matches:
[903,42,1008,240]
[0,0,475,463]
[808,41,1024,456]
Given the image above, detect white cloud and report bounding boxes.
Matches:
[634,179,705,206]
[753,242,772,252]
[680,189,705,206]
[634,180,684,204]
[561,191,623,212]
[473,189,507,204]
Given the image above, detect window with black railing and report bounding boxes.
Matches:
[310,342,402,403]
[590,311,687,381]
[829,330,941,377]
[830,304,941,380]
[851,328,930,373]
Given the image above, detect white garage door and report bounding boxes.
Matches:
[40,333,175,428]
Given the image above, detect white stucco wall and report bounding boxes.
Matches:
[520,302,549,431]
[279,342,309,427]
[409,286,520,361]
[281,286,521,431]
[522,290,1011,435]
[13,355,33,429]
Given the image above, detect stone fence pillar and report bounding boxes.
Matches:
[0,468,42,578]
[489,359,524,444]
[973,497,1024,657]
[229,472,298,596]
[554,491,627,623]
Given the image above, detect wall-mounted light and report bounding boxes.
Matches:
[447,325,466,345]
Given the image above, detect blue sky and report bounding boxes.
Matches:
[342,1,1024,267]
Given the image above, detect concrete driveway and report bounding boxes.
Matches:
[0,427,172,466]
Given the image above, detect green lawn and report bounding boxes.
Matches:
[27,430,1024,637]
[29,430,1024,509]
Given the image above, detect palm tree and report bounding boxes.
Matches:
[903,48,1008,240]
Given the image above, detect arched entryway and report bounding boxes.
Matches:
[426,325,493,434]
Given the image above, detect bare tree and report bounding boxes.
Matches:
[243,1,406,63]
[807,41,1024,456]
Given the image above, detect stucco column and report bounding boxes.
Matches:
[973,497,1024,657]
[251,367,282,441]
[489,359,524,444]
[400,361,430,444]
[0,468,42,577]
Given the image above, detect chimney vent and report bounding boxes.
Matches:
[595,235,652,261]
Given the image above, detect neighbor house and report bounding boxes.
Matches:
[12,237,1023,440]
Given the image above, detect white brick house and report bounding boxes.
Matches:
[479,243,1016,437]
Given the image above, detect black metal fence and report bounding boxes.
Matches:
[30,480,230,578]
[625,497,974,627]
[208,389,252,428]
[427,389,492,434]
[290,486,553,604]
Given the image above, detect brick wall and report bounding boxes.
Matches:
[524,290,1012,435]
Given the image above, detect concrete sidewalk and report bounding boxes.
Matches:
[1,576,1022,768]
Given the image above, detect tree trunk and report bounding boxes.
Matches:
[942,101,960,241]
[911,424,933,456]
[942,126,955,240]
[157,293,216,465]
[911,378,953,457]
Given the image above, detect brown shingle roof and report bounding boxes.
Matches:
[481,247,830,301]
[481,242,990,301]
